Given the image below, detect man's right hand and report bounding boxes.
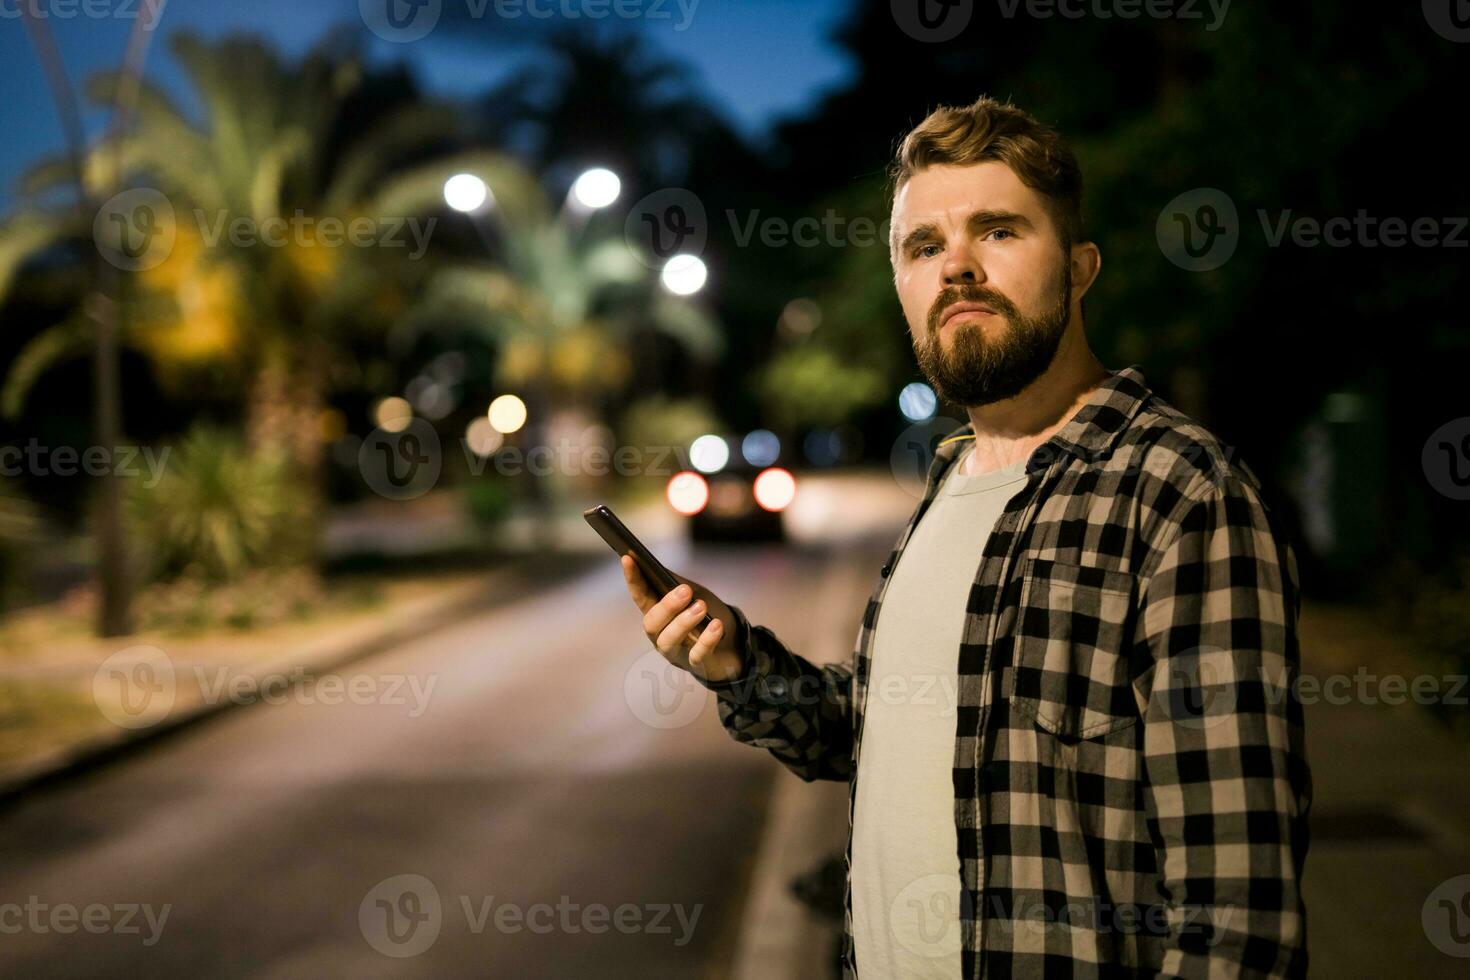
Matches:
[621,556,746,684]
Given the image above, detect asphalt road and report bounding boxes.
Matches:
[0,484,909,979]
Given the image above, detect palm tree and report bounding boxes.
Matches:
[402,190,724,545]
[1,32,494,560]
[0,6,165,634]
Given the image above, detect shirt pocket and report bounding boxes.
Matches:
[1009,557,1141,741]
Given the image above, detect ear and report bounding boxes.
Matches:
[1068,240,1102,303]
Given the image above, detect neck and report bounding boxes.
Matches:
[959,321,1109,476]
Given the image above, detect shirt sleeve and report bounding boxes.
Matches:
[692,603,856,782]
[1136,475,1312,978]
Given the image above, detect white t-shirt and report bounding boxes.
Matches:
[850,445,1029,977]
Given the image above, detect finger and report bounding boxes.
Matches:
[622,556,657,612]
[687,618,725,670]
[656,599,708,653]
[642,582,693,639]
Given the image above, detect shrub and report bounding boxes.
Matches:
[128,426,310,584]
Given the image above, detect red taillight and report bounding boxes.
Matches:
[666,471,710,515]
[753,467,797,512]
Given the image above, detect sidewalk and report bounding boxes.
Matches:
[1295,601,1470,976]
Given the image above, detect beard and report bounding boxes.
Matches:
[913,262,1072,408]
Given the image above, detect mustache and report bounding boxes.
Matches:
[926,284,1019,334]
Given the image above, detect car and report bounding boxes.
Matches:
[666,434,797,543]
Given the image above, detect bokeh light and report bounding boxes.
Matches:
[571,167,621,209]
[742,429,781,467]
[373,396,412,433]
[689,434,730,474]
[465,417,504,457]
[444,173,490,213]
[753,467,797,512]
[660,254,708,295]
[898,381,938,421]
[487,394,527,434]
[666,471,710,515]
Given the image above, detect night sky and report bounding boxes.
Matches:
[0,0,854,211]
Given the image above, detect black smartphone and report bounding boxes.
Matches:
[584,504,714,629]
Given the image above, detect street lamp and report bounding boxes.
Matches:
[570,167,621,210]
[443,173,491,214]
[660,253,708,295]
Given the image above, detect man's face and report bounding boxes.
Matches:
[890,161,1074,407]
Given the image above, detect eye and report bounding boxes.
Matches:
[986,228,1015,242]
[913,242,941,259]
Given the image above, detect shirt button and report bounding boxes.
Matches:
[768,677,788,702]
[879,558,893,578]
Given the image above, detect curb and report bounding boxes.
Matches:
[0,552,596,810]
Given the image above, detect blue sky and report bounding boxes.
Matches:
[0,0,855,211]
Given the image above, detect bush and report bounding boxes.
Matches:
[128,426,310,584]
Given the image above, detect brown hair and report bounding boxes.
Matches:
[890,96,1085,250]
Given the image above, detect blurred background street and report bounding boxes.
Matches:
[2,0,1469,976]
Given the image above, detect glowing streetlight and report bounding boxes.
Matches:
[661,253,707,296]
[444,173,490,214]
[570,167,621,210]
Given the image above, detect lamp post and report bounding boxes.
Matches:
[444,169,624,547]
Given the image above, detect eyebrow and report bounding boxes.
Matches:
[894,209,1035,256]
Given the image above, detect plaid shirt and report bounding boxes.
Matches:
[699,365,1311,979]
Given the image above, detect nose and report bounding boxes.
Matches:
[941,247,984,286]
